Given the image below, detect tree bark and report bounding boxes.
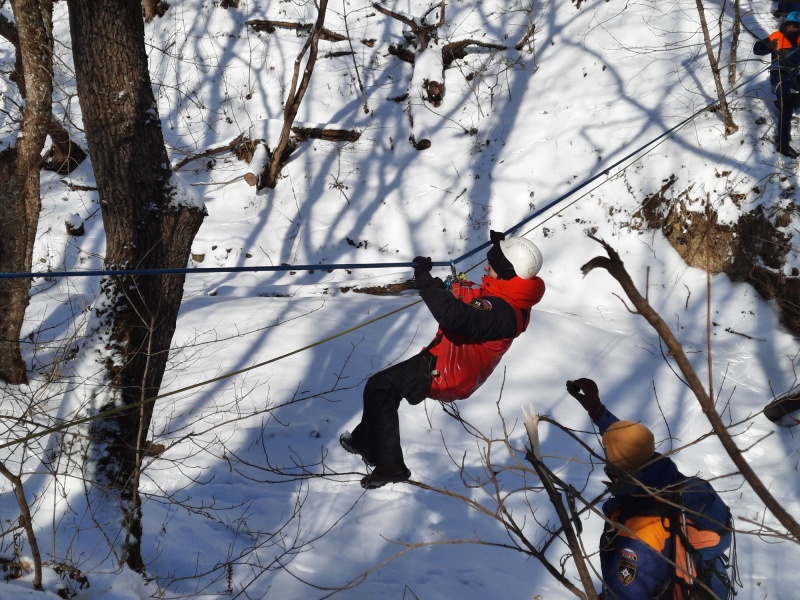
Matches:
[0,9,87,177]
[67,0,206,571]
[0,462,43,590]
[728,0,741,86]
[0,0,54,384]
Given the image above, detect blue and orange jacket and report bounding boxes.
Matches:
[415,271,545,401]
[593,412,730,599]
[754,29,800,75]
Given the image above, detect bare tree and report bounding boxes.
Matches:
[259,0,331,189]
[694,0,738,135]
[240,11,363,188]
[319,394,605,599]
[0,2,87,385]
[66,0,206,570]
[0,0,54,384]
[728,0,742,86]
[0,462,42,590]
[522,411,598,599]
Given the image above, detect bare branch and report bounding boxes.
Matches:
[581,234,800,542]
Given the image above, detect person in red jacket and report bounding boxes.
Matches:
[340,231,545,489]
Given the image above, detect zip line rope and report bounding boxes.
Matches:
[0,50,779,450]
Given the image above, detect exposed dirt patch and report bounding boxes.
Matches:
[340,280,416,295]
[639,176,800,335]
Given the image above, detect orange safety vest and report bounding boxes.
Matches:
[769,30,798,51]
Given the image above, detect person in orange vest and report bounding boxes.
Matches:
[340,231,545,489]
[754,12,800,157]
[566,378,733,599]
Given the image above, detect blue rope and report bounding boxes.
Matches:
[0,95,705,282]
[2,262,443,279]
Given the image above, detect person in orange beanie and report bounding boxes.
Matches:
[566,378,732,599]
[602,420,655,473]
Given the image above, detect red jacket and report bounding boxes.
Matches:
[424,275,545,401]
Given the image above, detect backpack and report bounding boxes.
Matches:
[617,475,739,600]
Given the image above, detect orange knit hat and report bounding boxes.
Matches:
[602,421,655,473]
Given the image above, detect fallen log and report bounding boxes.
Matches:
[764,388,800,427]
[246,19,347,41]
[291,125,361,143]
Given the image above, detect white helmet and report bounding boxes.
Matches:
[499,237,543,279]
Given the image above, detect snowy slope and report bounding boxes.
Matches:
[1,0,799,598]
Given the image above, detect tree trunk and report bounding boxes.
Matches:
[0,0,54,384]
[728,0,741,86]
[67,0,206,571]
[695,0,738,135]
[262,0,329,188]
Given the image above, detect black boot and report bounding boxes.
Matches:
[777,142,800,158]
[361,464,411,489]
[340,432,375,466]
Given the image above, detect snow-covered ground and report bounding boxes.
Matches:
[1,0,799,598]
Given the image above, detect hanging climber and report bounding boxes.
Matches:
[754,11,800,158]
[340,231,545,489]
[566,378,735,600]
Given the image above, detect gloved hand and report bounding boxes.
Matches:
[413,256,433,289]
[490,230,506,244]
[566,378,605,420]
[413,256,432,274]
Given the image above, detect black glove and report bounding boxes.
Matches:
[490,230,506,244]
[413,256,432,274]
[413,256,433,289]
[566,378,605,421]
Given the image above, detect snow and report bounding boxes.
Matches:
[1,0,800,598]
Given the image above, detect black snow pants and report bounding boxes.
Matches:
[772,68,800,148]
[349,351,437,467]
